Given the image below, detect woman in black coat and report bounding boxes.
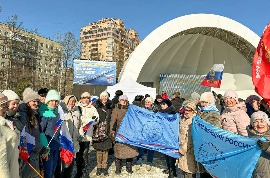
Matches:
[93,91,113,176]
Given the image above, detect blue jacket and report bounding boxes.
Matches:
[40,106,60,150]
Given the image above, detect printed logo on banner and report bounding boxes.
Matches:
[141,120,163,142]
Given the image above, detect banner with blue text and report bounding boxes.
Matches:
[192,116,261,178]
[115,105,180,158]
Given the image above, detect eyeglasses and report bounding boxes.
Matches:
[200,101,209,104]
[185,109,193,112]
[82,97,90,99]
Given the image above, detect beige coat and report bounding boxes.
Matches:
[77,102,99,142]
[0,116,19,178]
[178,114,197,174]
[110,104,138,159]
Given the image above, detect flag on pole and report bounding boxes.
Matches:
[201,64,224,88]
[19,126,35,162]
[83,120,94,135]
[59,123,75,166]
[252,22,270,105]
[54,119,63,132]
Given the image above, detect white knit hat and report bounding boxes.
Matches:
[224,89,238,102]
[23,88,39,103]
[100,91,108,98]
[45,90,60,104]
[200,92,215,104]
[145,96,154,104]
[2,90,20,101]
[251,111,270,126]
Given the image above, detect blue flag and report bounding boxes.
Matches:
[115,104,180,158]
[192,116,261,178]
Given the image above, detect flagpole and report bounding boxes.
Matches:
[47,120,64,148]
[27,162,44,178]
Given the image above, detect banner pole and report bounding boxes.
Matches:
[27,162,44,178]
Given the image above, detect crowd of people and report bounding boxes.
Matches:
[0,87,269,178]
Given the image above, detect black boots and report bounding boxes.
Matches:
[96,168,102,176]
[126,162,133,174]
[115,158,122,174]
[103,168,109,176]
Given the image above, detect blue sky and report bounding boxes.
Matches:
[0,0,269,40]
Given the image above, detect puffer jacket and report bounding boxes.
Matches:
[77,101,99,142]
[60,96,81,153]
[0,116,20,178]
[221,106,250,136]
[171,97,185,112]
[197,110,221,128]
[247,126,270,178]
[40,106,60,150]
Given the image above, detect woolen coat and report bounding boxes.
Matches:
[110,104,138,159]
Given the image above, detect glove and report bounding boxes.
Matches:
[77,135,84,142]
[257,140,270,151]
[110,131,116,143]
[40,146,50,154]
[92,116,98,122]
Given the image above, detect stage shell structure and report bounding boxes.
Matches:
[119,14,261,99]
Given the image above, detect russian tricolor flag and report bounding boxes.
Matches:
[83,120,94,135]
[201,64,224,88]
[60,123,75,166]
[54,119,63,132]
[19,126,35,162]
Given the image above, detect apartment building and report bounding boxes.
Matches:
[0,22,73,95]
[80,18,140,77]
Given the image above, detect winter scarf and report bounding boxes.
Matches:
[199,104,220,114]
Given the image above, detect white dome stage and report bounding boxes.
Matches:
[119,14,261,99]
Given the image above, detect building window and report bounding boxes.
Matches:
[40,49,43,53]
[4,31,8,37]
[40,43,44,47]
[1,62,5,67]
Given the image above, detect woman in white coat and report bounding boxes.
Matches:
[0,93,20,178]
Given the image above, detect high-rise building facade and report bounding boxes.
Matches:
[80,18,141,77]
[0,22,73,96]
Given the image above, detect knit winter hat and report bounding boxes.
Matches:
[38,88,49,96]
[45,90,60,104]
[251,111,270,126]
[162,99,172,107]
[115,90,123,96]
[224,89,238,102]
[184,101,197,112]
[2,90,20,101]
[81,92,90,98]
[173,91,180,97]
[134,95,144,101]
[0,93,8,106]
[119,95,128,101]
[190,92,200,101]
[156,95,163,100]
[23,88,40,103]
[200,92,215,104]
[245,95,261,104]
[100,91,108,98]
[145,96,154,104]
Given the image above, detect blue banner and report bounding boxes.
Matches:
[192,116,261,178]
[115,105,180,158]
[73,60,116,85]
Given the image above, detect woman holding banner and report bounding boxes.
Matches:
[177,101,197,178]
[247,111,270,177]
[110,95,138,175]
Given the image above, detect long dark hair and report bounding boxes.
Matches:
[26,104,41,129]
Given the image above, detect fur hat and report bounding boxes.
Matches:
[245,95,261,104]
[251,111,270,126]
[0,93,8,106]
[45,90,60,104]
[162,99,172,107]
[81,92,90,98]
[190,92,200,101]
[100,91,108,98]
[119,95,128,101]
[200,92,215,104]
[63,95,77,105]
[23,88,39,103]
[134,95,144,101]
[184,101,197,112]
[2,90,20,101]
[224,89,238,102]
[115,90,123,96]
[38,88,49,96]
[145,96,154,104]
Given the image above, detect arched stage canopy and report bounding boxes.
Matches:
[119,14,261,99]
